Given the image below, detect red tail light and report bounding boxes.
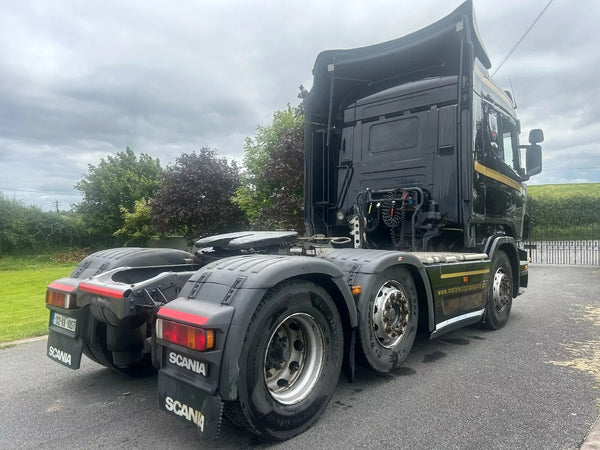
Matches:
[156,318,214,351]
[46,283,76,309]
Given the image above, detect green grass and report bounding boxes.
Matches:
[0,255,76,343]
[528,183,600,200]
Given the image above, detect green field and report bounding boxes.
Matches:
[0,256,75,343]
[528,183,600,200]
[527,183,600,240]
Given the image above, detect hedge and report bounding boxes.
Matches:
[527,183,600,240]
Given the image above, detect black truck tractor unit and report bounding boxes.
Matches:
[45,1,543,441]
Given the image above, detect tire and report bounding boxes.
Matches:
[81,318,113,367]
[81,317,155,377]
[357,267,418,373]
[224,280,343,440]
[482,250,513,330]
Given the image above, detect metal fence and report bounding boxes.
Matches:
[525,223,600,265]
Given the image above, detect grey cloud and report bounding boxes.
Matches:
[1,0,599,209]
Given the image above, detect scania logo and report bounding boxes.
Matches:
[168,351,208,377]
[48,346,72,366]
[164,396,205,431]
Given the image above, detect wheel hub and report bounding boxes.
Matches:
[263,313,324,405]
[492,269,512,312]
[372,281,410,348]
[266,335,291,366]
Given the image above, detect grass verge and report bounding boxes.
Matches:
[0,255,76,343]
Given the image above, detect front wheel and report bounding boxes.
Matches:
[482,250,513,330]
[224,280,343,440]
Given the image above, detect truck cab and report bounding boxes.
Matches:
[304,0,543,254]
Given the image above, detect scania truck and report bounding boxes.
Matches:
[45,1,543,440]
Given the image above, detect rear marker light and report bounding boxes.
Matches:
[156,318,214,352]
[46,289,76,309]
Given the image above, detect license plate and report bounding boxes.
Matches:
[52,312,77,332]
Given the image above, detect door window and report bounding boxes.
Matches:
[486,106,522,177]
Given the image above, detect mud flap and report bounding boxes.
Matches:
[47,330,83,369]
[157,371,223,440]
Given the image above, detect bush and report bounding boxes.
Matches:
[0,194,90,254]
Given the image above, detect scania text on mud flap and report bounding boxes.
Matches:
[46,1,543,442]
[154,300,235,440]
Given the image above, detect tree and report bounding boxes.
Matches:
[114,199,156,246]
[75,147,163,245]
[235,104,305,232]
[150,148,246,241]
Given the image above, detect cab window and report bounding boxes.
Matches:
[485,106,522,178]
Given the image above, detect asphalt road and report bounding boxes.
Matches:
[1,264,599,449]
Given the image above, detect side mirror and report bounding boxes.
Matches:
[526,144,542,177]
[529,129,544,144]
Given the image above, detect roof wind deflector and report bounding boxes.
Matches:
[309,1,489,121]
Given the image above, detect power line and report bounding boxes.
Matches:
[492,0,555,77]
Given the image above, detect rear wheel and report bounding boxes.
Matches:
[81,317,155,377]
[224,280,343,440]
[482,250,513,330]
[357,267,418,373]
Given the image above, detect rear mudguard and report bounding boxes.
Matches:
[70,247,196,280]
[154,254,359,439]
[46,265,194,369]
[46,246,198,369]
[159,253,358,401]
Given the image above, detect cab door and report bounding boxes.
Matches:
[475,104,527,237]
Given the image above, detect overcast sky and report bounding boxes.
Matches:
[1,0,598,211]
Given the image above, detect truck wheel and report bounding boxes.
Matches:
[482,250,513,330]
[358,267,418,373]
[224,280,343,440]
[81,318,154,377]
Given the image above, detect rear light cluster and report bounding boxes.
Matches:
[156,318,214,352]
[46,283,76,309]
